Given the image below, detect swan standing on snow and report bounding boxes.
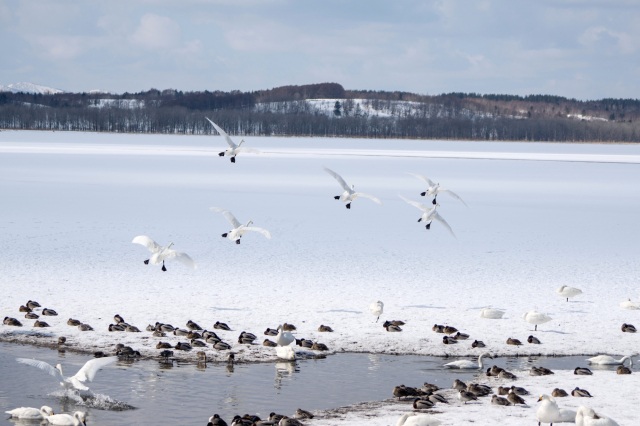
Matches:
[369,301,384,322]
[275,324,296,360]
[575,406,619,426]
[399,195,455,236]
[396,413,441,426]
[132,235,196,271]
[444,352,492,369]
[407,173,467,206]
[206,117,259,163]
[210,207,271,245]
[586,354,634,366]
[556,285,582,302]
[537,394,576,425]
[480,308,505,319]
[523,310,552,331]
[46,411,87,426]
[16,356,117,393]
[5,405,54,419]
[324,167,382,209]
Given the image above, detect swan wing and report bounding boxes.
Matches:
[407,173,436,187]
[398,195,430,212]
[16,358,63,381]
[132,235,161,253]
[161,249,196,269]
[323,167,352,192]
[244,226,271,239]
[433,212,456,237]
[236,147,261,154]
[355,192,382,205]
[72,356,117,383]
[210,207,242,228]
[442,189,468,206]
[206,118,237,149]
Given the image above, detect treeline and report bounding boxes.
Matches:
[1,83,639,142]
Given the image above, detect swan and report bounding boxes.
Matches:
[46,411,87,426]
[536,394,576,425]
[480,308,505,319]
[575,406,619,426]
[398,195,455,236]
[324,167,382,209]
[444,352,492,369]
[5,405,54,419]
[369,300,384,322]
[407,173,467,206]
[523,310,552,331]
[275,324,295,346]
[275,345,296,361]
[586,354,634,366]
[556,285,582,302]
[620,298,640,309]
[210,208,271,244]
[206,117,259,163]
[16,356,117,392]
[396,413,442,426]
[132,235,196,271]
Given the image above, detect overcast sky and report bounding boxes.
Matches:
[1,0,639,99]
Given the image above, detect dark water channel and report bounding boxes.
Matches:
[0,342,628,425]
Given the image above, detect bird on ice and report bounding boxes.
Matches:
[369,301,384,322]
[132,235,196,271]
[407,173,467,206]
[210,207,271,245]
[323,167,382,209]
[398,195,455,236]
[556,285,582,302]
[523,310,552,331]
[206,117,259,163]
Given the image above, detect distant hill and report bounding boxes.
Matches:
[0,82,63,95]
[0,82,639,142]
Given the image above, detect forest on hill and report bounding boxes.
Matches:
[1,82,639,142]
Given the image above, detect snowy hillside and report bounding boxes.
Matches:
[0,82,63,95]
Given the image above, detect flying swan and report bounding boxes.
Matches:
[206,117,259,163]
[399,195,455,236]
[210,207,271,244]
[16,356,117,393]
[324,167,382,209]
[132,235,196,271]
[407,173,467,206]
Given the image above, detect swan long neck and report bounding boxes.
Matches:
[167,242,174,249]
[245,220,253,227]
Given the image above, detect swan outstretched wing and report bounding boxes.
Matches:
[163,250,196,269]
[398,195,429,212]
[407,173,436,187]
[244,226,271,239]
[355,192,382,205]
[442,189,467,206]
[16,358,63,381]
[206,118,237,149]
[236,147,261,154]
[132,235,161,253]
[433,212,456,237]
[323,167,352,192]
[72,356,117,383]
[210,207,242,228]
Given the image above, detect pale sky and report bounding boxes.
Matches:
[1,0,639,99]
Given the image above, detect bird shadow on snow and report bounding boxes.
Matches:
[210,306,245,312]
[317,309,362,314]
[403,304,447,310]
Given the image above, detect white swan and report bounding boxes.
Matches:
[275,345,296,361]
[575,406,619,426]
[444,352,492,369]
[16,356,117,392]
[132,235,196,271]
[556,285,582,302]
[536,394,576,425]
[620,298,640,310]
[210,208,271,244]
[523,310,552,331]
[275,324,295,347]
[324,167,382,209]
[480,308,505,319]
[396,413,442,426]
[46,411,87,426]
[586,354,634,366]
[399,195,455,236]
[5,405,54,419]
[407,173,467,206]
[206,117,259,163]
[369,300,384,322]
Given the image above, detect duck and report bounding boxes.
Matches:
[398,196,455,236]
[506,337,522,346]
[586,354,634,366]
[264,328,279,336]
[311,342,329,351]
[41,308,57,316]
[425,392,448,404]
[556,285,582,302]
[621,323,637,333]
[571,387,593,397]
[67,318,82,326]
[78,323,93,331]
[471,340,486,348]
[422,382,440,393]
[318,324,334,332]
[575,406,619,426]
[444,352,492,369]
[528,335,542,344]
[498,370,517,379]
[507,389,526,405]
[109,323,125,332]
[211,208,271,245]
[214,321,231,331]
[33,320,50,327]
[511,385,529,395]
[16,356,116,392]
[396,413,442,426]
[19,305,32,313]
[442,336,457,344]
[432,324,445,333]
[552,388,568,397]
[186,320,203,330]
[574,367,593,375]
[369,301,384,322]
[282,323,297,331]
[385,323,403,332]
[497,386,510,395]
[407,173,467,206]
[25,312,39,319]
[458,389,478,404]
[616,365,632,374]
[530,366,554,376]
[156,342,172,349]
[324,167,382,209]
[413,398,435,409]
[213,341,231,351]
[3,316,22,326]
[46,411,87,426]
[491,394,511,406]
[295,338,313,348]
[238,331,257,344]
[294,408,314,419]
[5,405,54,419]
[58,337,66,346]
[174,342,192,351]
[132,235,196,271]
[523,310,552,331]
[208,414,228,426]
[191,339,207,347]
[206,117,259,163]
[453,331,469,340]
[452,379,467,391]
[26,300,41,310]
[443,325,458,335]
[263,339,277,347]
[467,383,492,396]
[488,365,505,376]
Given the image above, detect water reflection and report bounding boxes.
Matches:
[274,361,299,389]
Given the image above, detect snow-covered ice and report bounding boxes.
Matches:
[1,130,639,425]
